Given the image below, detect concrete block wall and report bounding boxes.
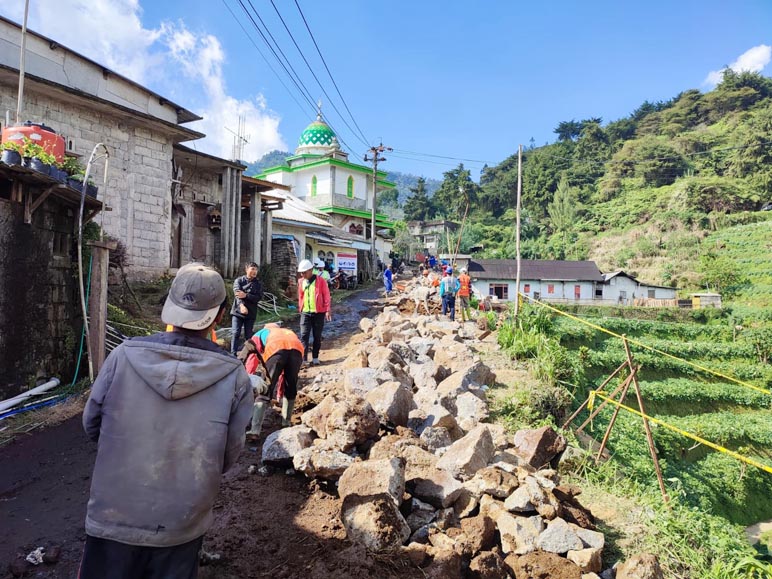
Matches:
[1,85,176,279]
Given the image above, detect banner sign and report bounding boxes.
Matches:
[337,252,357,273]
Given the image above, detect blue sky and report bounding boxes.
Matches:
[4,0,772,178]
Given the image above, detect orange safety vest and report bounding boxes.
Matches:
[458,274,471,297]
[261,327,304,361]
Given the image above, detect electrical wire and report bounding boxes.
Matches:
[293,0,371,147]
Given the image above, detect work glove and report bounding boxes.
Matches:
[249,374,269,397]
[237,339,257,363]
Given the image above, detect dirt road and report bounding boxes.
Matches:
[0,285,421,578]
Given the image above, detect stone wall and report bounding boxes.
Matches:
[0,85,178,279]
[271,238,298,300]
[0,197,80,398]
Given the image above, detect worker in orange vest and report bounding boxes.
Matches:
[458,267,473,322]
[238,323,304,440]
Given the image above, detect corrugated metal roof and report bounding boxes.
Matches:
[272,192,331,228]
[469,259,604,281]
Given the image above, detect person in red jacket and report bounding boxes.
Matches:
[296,259,331,365]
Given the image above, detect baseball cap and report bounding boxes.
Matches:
[162,263,226,330]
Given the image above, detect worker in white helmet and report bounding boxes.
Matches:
[296,259,331,365]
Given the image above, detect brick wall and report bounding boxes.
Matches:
[1,86,177,280]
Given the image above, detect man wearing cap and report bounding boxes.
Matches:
[238,323,304,439]
[457,267,473,322]
[297,259,331,366]
[230,262,264,355]
[439,267,461,322]
[80,263,253,579]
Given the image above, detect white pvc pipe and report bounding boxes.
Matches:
[0,378,61,414]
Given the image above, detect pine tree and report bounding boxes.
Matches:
[547,176,578,258]
[403,177,434,221]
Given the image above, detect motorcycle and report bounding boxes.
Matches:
[331,270,357,290]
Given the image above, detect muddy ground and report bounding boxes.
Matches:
[0,285,425,579]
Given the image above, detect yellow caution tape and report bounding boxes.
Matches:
[593,392,772,476]
[519,293,771,396]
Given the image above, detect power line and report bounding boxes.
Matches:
[293,0,371,146]
[391,148,494,165]
[268,0,370,150]
[220,0,309,117]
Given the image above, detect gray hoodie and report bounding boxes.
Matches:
[82,332,253,547]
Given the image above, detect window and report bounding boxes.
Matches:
[547,284,555,295]
[595,287,603,298]
[305,244,312,260]
[311,175,317,197]
[347,175,354,198]
[489,284,509,300]
[648,289,656,299]
[574,285,581,300]
[619,290,627,304]
[523,284,531,293]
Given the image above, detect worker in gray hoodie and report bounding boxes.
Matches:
[79,262,253,579]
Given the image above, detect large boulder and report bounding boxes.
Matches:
[368,434,439,482]
[458,514,496,557]
[292,444,355,479]
[497,511,545,555]
[341,493,410,553]
[464,466,520,499]
[337,457,406,507]
[374,361,414,390]
[536,517,584,554]
[468,551,507,579]
[412,468,465,508]
[261,426,315,465]
[366,381,414,427]
[420,427,453,453]
[388,341,416,364]
[408,358,440,390]
[359,318,375,334]
[567,547,603,574]
[341,347,369,369]
[512,551,582,579]
[408,337,435,358]
[418,404,461,437]
[513,426,567,468]
[302,395,380,451]
[616,554,664,579]
[344,368,380,398]
[436,425,495,481]
[504,485,536,513]
[368,346,403,369]
[456,391,490,432]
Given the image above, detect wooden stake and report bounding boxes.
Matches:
[562,361,627,430]
[513,144,523,318]
[596,367,636,462]
[623,338,670,505]
[576,371,635,434]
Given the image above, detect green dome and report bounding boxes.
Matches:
[298,119,336,148]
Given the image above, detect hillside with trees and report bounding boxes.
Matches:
[400,70,772,306]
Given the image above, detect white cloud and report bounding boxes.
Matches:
[704,44,772,87]
[5,0,286,160]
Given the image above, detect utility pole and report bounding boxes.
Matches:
[364,142,391,274]
[514,144,523,318]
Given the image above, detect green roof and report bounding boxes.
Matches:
[299,120,336,147]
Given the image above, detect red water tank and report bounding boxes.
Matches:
[1,122,66,164]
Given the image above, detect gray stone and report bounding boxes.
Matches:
[407,337,435,357]
[292,445,354,479]
[368,346,403,369]
[341,347,369,369]
[497,512,545,555]
[359,318,375,333]
[436,426,495,481]
[388,340,416,364]
[321,396,381,451]
[536,517,584,554]
[420,426,453,453]
[408,358,440,389]
[504,485,536,513]
[406,498,437,532]
[337,457,406,507]
[261,426,315,465]
[343,368,380,398]
[419,403,460,436]
[368,434,439,482]
[456,391,490,431]
[412,468,465,508]
[575,525,606,550]
[366,381,414,427]
[341,493,411,552]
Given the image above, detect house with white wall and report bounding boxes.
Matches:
[601,271,677,305]
[468,259,605,304]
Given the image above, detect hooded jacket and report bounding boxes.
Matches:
[82,332,253,547]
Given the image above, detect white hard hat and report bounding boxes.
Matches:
[460,267,467,273]
[298,259,314,272]
[314,258,325,268]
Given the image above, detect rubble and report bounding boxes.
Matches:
[283,293,605,573]
[261,425,315,465]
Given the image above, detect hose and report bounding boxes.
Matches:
[70,254,93,386]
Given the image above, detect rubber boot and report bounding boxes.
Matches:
[247,401,267,438]
[281,397,295,427]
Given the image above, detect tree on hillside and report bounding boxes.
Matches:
[432,164,480,220]
[554,120,583,142]
[547,177,578,258]
[392,220,420,261]
[522,141,574,220]
[402,177,434,221]
[698,252,747,297]
[377,189,400,210]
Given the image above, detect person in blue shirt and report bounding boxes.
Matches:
[383,264,393,296]
[439,268,460,321]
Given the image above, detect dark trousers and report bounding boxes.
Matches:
[231,316,255,354]
[299,312,325,359]
[265,350,303,400]
[79,535,203,579]
[442,294,456,321]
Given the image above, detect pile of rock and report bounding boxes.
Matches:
[258,306,661,579]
